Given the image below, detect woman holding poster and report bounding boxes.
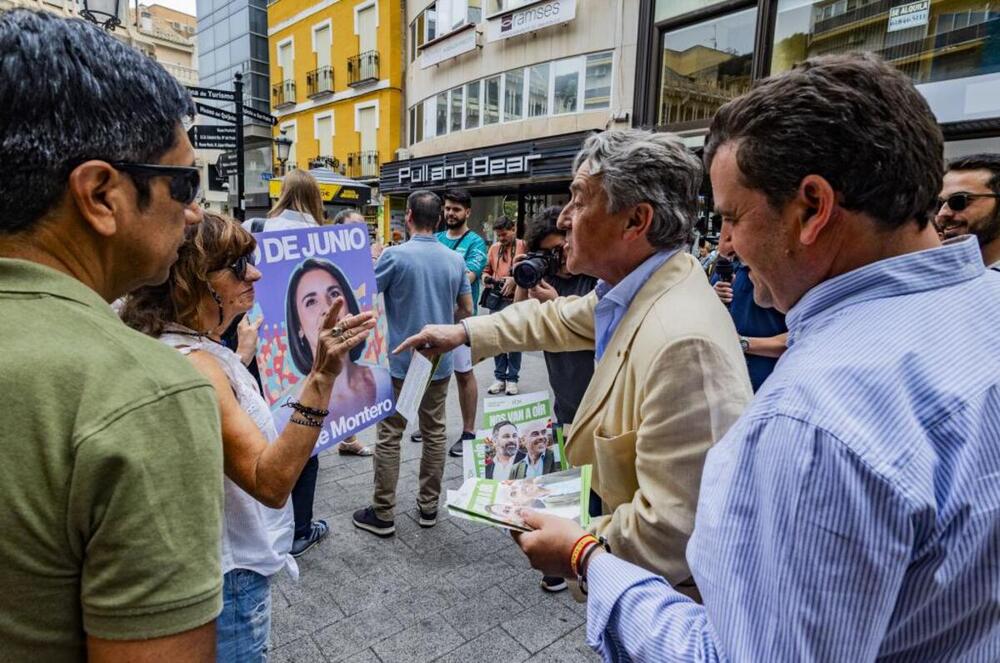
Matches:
[121,213,375,661]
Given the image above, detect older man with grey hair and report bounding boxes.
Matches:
[398,129,752,596]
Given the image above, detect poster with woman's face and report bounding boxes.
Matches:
[247,226,394,455]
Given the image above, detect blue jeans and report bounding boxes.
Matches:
[493,352,522,382]
[217,569,271,663]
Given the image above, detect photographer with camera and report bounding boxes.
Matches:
[514,206,597,426]
[482,216,525,395]
[512,206,597,594]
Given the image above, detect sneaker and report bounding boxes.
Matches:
[352,506,395,537]
[290,520,329,558]
[448,431,475,458]
[541,576,567,592]
[418,508,437,528]
[410,433,423,443]
[505,382,519,396]
[487,380,506,394]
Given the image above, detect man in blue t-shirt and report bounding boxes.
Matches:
[432,189,487,457]
[353,190,472,537]
[710,219,787,391]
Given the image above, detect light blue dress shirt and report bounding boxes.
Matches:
[586,236,1000,662]
[594,250,677,361]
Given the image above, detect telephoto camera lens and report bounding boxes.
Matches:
[513,257,546,289]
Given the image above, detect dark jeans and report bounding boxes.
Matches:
[493,351,522,383]
[292,455,319,540]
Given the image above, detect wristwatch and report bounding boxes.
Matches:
[739,336,750,353]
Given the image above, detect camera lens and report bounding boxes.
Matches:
[513,257,547,289]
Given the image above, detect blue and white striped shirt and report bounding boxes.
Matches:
[586,236,1000,661]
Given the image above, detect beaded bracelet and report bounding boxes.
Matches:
[290,414,323,428]
[282,398,330,418]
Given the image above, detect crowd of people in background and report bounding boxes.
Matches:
[2,7,999,663]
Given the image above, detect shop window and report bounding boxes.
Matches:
[465,80,481,129]
[423,97,436,140]
[657,7,756,127]
[484,75,501,125]
[450,86,464,133]
[528,63,549,117]
[584,52,613,110]
[771,0,1000,88]
[435,91,449,136]
[504,68,524,121]
[553,58,580,114]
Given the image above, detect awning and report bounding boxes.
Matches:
[268,167,372,206]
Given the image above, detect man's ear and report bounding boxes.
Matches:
[797,175,837,246]
[624,202,655,240]
[67,161,126,237]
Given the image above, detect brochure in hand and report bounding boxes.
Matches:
[446,466,592,532]
[462,390,568,480]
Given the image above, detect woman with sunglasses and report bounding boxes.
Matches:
[120,213,374,662]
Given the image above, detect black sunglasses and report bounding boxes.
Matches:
[229,252,257,281]
[936,192,1000,212]
[110,162,202,206]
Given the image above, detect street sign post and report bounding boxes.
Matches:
[186,78,274,220]
[186,86,236,102]
[188,125,238,150]
[242,105,278,126]
[196,102,238,124]
[216,151,239,178]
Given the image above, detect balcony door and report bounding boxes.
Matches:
[358,4,376,54]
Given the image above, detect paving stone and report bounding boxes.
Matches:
[272,594,346,649]
[439,585,526,641]
[383,583,468,628]
[271,635,329,663]
[526,625,601,662]
[371,617,465,663]
[433,629,531,663]
[501,604,585,654]
[313,606,406,662]
[448,554,521,597]
[342,649,382,663]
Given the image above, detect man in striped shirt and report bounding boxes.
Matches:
[512,53,1000,661]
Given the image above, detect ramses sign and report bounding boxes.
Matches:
[397,153,542,184]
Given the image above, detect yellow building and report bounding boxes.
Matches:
[267,0,403,241]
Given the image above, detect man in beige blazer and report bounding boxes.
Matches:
[397,129,752,598]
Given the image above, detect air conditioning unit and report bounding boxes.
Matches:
[395,148,411,160]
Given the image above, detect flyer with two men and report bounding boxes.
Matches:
[248,225,395,456]
[448,390,592,531]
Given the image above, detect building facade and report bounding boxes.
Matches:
[267,0,404,239]
[379,0,639,243]
[634,0,1000,234]
[196,0,273,216]
[0,1,199,86]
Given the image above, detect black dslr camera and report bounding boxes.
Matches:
[512,247,563,289]
[479,274,511,310]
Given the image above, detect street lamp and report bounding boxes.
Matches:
[274,130,292,175]
[80,0,122,31]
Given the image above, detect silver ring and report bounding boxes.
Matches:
[330,324,345,338]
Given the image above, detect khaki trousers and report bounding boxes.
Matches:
[373,376,450,521]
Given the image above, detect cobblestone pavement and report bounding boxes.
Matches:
[271,351,600,663]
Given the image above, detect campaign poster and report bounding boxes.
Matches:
[248,225,394,455]
[462,391,568,481]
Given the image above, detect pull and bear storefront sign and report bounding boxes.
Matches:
[396,153,542,185]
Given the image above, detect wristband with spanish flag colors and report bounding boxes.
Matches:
[569,534,599,576]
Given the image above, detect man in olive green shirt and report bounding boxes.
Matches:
[0,10,223,662]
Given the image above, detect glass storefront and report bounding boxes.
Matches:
[772,1,1000,80]
[658,7,758,126]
